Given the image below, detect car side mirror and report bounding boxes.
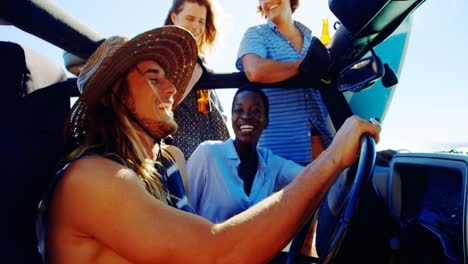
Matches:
[338,56,384,93]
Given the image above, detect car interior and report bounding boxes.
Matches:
[0,41,79,262]
[1,0,466,263]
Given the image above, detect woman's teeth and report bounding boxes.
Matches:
[240,125,255,132]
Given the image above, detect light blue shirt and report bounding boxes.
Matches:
[236,20,334,163]
[187,139,304,223]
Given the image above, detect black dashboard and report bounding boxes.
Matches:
[388,153,468,263]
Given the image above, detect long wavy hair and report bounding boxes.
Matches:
[65,76,168,203]
[257,0,300,18]
[164,0,217,57]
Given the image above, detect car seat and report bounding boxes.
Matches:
[0,41,78,263]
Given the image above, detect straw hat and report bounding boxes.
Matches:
[65,25,198,144]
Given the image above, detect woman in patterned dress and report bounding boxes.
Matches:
[164,0,230,160]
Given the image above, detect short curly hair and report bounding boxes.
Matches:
[257,0,300,18]
[232,86,269,120]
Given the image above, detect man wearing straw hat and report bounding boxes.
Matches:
[36,25,380,263]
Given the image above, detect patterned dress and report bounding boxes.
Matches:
[172,89,230,160]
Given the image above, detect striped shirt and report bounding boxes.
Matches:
[236,20,334,163]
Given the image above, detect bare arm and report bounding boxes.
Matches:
[242,53,302,83]
[52,115,380,264]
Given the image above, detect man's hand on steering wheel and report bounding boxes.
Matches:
[328,115,381,170]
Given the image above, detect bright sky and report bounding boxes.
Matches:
[1,0,467,152]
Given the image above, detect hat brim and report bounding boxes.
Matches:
[66,26,198,145]
[79,26,197,107]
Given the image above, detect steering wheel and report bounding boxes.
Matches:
[285,134,376,264]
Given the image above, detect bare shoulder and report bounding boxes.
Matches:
[51,156,148,229]
[48,156,186,263]
[164,145,185,162]
[62,156,143,190]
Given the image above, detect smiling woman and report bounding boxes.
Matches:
[187,86,304,223]
[163,0,231,160]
